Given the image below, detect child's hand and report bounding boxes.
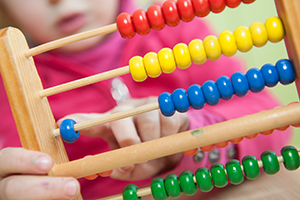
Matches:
[0,148,80,200]
[58,97,189,181]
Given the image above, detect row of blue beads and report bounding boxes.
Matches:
[158,59,295,117]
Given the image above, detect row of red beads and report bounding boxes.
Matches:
[116,0,255,39]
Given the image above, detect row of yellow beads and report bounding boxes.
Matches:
[129,16,284,82]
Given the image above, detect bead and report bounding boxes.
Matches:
[275,59,296,85]
[173,43,192,69]
[158,48,177,73]
[147,5,166,31]
[129,56,147,82]
[281,146,300,171]
[172,88,190,113]
[230,137,244,144]
[216,76,234,100]
[144,52,162,78]
[192,0,210,17]
[162,0,181,27]
[234,26,253,52]
[179,171,197,196]
[260,63,279,87]
[208,149,221,163]
[60,119,79,143]
[123,184,140,200]
[209,0,226,13]
[84,173,98,180]
[245,133,259,140]
[261,150,280,175]
[210,163,228,188]
[246,68,265,93]
[200,144,214,152]
[132,9,151,35]
[165,174,182,198]
[242,0,255,3]
[151,177,168,200]
[177,0,195,22]
[203,35,222,61]
[187,84,205,109]
[195,167,213,192]
[215,141,229,148]
[226,160,244,185]
[226,0,241,8]
[265,16,284,43]
[249,21,268,47]
[231,72,249,97]
[116,12,136,39]
[260,129,274,136]
[202,80,221,106]
[158,92,176,117]
[193,149,205,162]
[218,30,237,57]
[188,39,207,65]
[183,148,198,156]
[242,155,260,180]
[98,170,113,177]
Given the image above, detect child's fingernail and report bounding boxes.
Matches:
[65,180,79,198]
[35,156,52,171]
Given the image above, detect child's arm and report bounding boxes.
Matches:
[0,148,79,200]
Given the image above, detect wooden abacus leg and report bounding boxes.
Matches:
[0,27,82,200]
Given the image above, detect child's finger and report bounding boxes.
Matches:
[136,110,161,142]
[0,148,52,177]
[0,176,79,200]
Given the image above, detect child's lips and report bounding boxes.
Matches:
[57,13,86,34]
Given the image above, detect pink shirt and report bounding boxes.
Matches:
[0,2,291,199]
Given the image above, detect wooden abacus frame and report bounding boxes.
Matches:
[0,1,300,200]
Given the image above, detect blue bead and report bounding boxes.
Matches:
[187,84,205,109]
[231,72,249,97]
[172,88,190,113]
[260,63,279,87]
[216,76,234,100]
[60,119,79,143]
[246,68,265,93]
[275,59,296,85]
[158,92,176,117]
[202,80,221,106]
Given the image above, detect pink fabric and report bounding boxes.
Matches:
[0,1,292,199]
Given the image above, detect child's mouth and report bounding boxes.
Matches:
[57,13,86,34]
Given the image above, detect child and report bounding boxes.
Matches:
[0,0,291,199]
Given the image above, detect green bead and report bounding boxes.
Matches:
[242,155,260,180]
[151,177,168,200]
[123,184,140,200]
[165,174,182,198]
[195,167,213,192]
[261,150,280,175]
[225,160,244,185]
[179,170,197,196]
[210,163,228,188]
[281,146,300,171]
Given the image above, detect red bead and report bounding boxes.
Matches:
[147,5,166,30]
[116,12,136,39]
[177,0,195,22]
[162,0,181,27]
[225,0,241,8]
[242,0,255,3]
[132,9,151,35]
[191,0,210,17]
[209,0,226,13]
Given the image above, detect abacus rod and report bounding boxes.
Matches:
[25,23,117,57]
[50,102,300,179]
[40,66,130,98]
[97,151,300,200]
[53,102,159,136]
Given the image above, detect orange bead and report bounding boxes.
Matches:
[230,137,244,144]
[245,133,259,139]
[84,174,98,180]
[260,129,274,136]
[276,125,290,131]
[215,141,229,148]
[200,144,215,152]
[98,170,113,177]
[183,148,198,156]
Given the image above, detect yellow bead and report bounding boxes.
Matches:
[218,30,237,57]
[188,39,207,65]
[143,52,162,78]
[203,35,222,61]
[249,21,268,47]
[173,43,192,69]
[129,56,147,82]
[158,48,177,73]
[234,26,253,52]
[265,16,284,43]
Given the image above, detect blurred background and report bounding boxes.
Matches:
[133,0,300,146]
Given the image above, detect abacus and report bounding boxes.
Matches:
[1,0,300,200]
